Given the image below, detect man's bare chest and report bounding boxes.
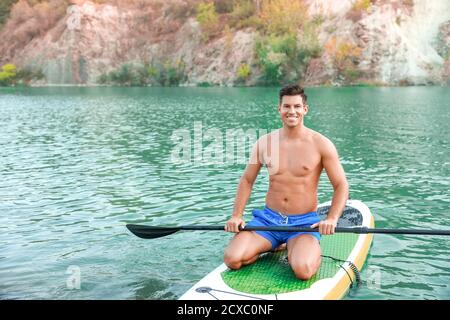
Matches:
[263,141,322,177]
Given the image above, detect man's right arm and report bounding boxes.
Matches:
[225,141,263,233]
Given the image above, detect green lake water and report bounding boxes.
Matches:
[0,86,448,299]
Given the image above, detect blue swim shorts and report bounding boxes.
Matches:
[246,206,321,250]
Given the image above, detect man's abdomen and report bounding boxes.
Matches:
[265,177,319,215]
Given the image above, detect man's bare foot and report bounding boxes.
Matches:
[272,243,287,252]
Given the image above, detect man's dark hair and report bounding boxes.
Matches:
[279,84,307,105]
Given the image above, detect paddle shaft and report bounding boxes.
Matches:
[178,225,450,236]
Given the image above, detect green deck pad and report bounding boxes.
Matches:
[221,233,359,295]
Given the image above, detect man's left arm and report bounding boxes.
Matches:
[311,137,349,235]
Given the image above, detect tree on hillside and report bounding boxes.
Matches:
[0,0,18,26]
[0,63,17,86]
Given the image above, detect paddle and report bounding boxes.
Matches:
[126,224,450,239]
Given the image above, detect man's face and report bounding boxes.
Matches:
[278,95,308,128]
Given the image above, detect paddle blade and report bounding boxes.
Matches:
[126,224,180,239]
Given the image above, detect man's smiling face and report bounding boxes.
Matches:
[278,95,308,128]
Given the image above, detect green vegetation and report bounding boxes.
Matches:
[351,80,387,87]
[213,0,234,14]
[196,2,218,26]
[0,63,44,86]
[98,60,187,86]
[196,2,219,40]
[343,68,362,82]
[0,0,17,26]
[154,60,188,86]
[259,0,306,36]
[254,17,323,86]
[107,64,144,86]
[16,66,45,83]
[298,19,323,64]
[235,63,251,84]
[208,0,323,85]
[229,0,260,29]
[352,0,372,11]
[0,64,17,86]
[325,37,363,83]
[197,81,213,87]
[255,35,292,85]
[226,0,308,35]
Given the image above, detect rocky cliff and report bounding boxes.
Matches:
[0,0,449,86]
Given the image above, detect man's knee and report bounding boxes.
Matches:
[291,260,320,280]
[223,250,243,270]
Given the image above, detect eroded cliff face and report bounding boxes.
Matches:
[304,0,450,85]
[1,0,448,86]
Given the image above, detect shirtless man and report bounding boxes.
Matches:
[224,84,349,280]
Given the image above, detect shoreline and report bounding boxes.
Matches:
[1,83,448,89]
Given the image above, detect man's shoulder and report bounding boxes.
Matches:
[308,129,336,151]
[308,128,329,142]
